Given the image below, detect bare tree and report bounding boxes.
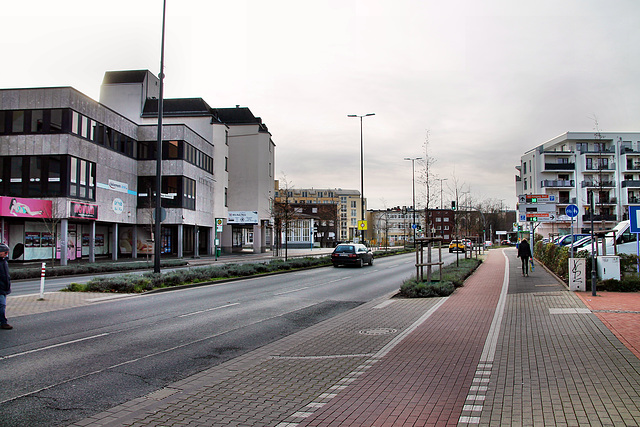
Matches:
[417,130,437,234]
[271,176,295,260]
[40,199,64,267]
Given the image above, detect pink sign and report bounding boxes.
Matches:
[0,197,52,218]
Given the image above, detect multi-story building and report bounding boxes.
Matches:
[274,184,366,243]
[369,207,427,246]
[516,131,640,237]
[0,70,274,262]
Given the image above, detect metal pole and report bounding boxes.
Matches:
[348,113,374,244]
[154,0,167,274]
[591,195,597,296]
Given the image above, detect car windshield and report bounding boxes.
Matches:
[335,245,355,253]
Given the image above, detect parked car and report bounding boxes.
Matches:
[331,243,374,267]
[555,234,590,247]
[449,240,465,253]
[500,240,514,246]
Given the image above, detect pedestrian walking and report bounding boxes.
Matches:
[517,239,532,276]
[0,243,12,330]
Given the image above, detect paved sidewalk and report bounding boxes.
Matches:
[8,248,640,426]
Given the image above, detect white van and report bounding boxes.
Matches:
[590,220,639,256]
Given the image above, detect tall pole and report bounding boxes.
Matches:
[154,0,166,274]
[405,157,422,246]
[348,113,375,244]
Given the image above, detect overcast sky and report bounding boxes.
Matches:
[2,0,640,210]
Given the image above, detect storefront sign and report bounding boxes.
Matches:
[227,211,258,225]
[70,201,98,220]
[0,197,51,218]
[108,179,129,193]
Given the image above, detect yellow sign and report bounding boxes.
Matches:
[357,220,367,230]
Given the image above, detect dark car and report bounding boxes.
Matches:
[331,243,374,267]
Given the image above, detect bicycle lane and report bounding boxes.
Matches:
[299,249,509,426]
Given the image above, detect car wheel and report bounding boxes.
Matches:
[332,263,340,267]
[357,259,364,268]
[449,249,453,253]
[368,257,374,266]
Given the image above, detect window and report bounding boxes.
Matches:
[12,111,24,133]
[10,157,23,194]
[49,109,63,132]
[351,201,357,208]
[28,157,42,197]
[31,110,44,132]
[523,161,527,174]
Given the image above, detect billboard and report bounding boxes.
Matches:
[0,197,52,218]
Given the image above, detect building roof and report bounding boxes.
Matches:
[142,98,216,118]
[212,107,269,132]
[102,70,150,85]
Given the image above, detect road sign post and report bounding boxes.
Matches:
[628,206,640,273]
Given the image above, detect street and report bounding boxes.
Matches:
[0,252,460,426]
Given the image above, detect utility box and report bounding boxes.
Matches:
[597,256,621,281]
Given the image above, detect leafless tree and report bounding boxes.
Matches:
[417,130,437,234]
[40,199,64,266]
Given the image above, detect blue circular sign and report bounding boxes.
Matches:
[565,204,579,218]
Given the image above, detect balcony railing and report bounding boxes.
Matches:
[620,146,640,154]
[579,146,615,154]
[629,196,640,204]
[596,197,617,205]
[624,163,640,171]
[582,214,617,222]
[541,179,574,188]
[544,163,575,171]
[581,180,615,188]
[622,180,640,188]
[557,197,577,205]
[585,163,616,171]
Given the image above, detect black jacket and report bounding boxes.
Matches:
[517,241,532,259]
[0,256,11,296]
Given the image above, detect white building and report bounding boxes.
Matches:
[516,131,640,237]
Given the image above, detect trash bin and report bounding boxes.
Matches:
[597,256,620,280]
[216,248,222,257]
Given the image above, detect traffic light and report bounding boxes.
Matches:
[451,201,456,210]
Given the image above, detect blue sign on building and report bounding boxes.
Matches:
[629,206,640,234]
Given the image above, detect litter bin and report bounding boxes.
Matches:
[216,248,222,257]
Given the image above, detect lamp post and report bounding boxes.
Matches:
[154,0,167,274]
[348,113,375,244]
[404,157,422,245]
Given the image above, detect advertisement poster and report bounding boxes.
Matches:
[0,197,52,218]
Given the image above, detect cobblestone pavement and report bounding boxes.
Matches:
[6,248,639,426]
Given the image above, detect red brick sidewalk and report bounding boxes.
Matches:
[576,291,640,359]
[299,249,506,426]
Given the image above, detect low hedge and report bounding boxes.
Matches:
[65,256,333,293]
[10,259,188,280]
[398,258,482,298]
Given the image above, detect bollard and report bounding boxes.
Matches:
[38,262,46,300]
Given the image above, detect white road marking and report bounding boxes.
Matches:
[179,303,239,317]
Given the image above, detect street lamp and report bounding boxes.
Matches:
[404,157,422,245]
[435,178,447,237]
[348,113,375,244]
[154,0,167,274]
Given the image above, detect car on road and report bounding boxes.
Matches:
[331,243,374,267]
[449,240,466,253]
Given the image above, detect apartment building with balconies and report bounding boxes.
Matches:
[516,131,640,237]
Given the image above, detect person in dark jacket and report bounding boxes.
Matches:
[0,243,12,330]
[517,239,532,277]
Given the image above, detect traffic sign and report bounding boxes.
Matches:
[518,194,556,204]
[565,204,579,218]
[518,203,556,213]
[357,220,368,230]
[519,212,557,222]
[630,206,640,233]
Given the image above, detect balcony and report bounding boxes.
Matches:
[624,162,640,171]
[541,179,574,188]
[581,180,615,188]
[629,196,640,204]
[622,180,640,188]
[544,162,575,171]
[596,197,617,205]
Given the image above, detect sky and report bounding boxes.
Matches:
[2,0,640,210]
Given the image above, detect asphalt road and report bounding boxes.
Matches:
[0,252,466,426]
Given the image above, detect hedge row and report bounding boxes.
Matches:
[533,237,640,292]
[65,256,333,293]
[11,259,188,280]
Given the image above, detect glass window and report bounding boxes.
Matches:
[10,157,23,194]
[50,109,63,132]
[69,157,78,196]
[72,111,80,135]
[0,111,5,134]
[166,140,180,159]
[31,110,44,132]
[28,157,42,196]
[48,156,61,195]
[12,111,24,133]
[81,116,89,138]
